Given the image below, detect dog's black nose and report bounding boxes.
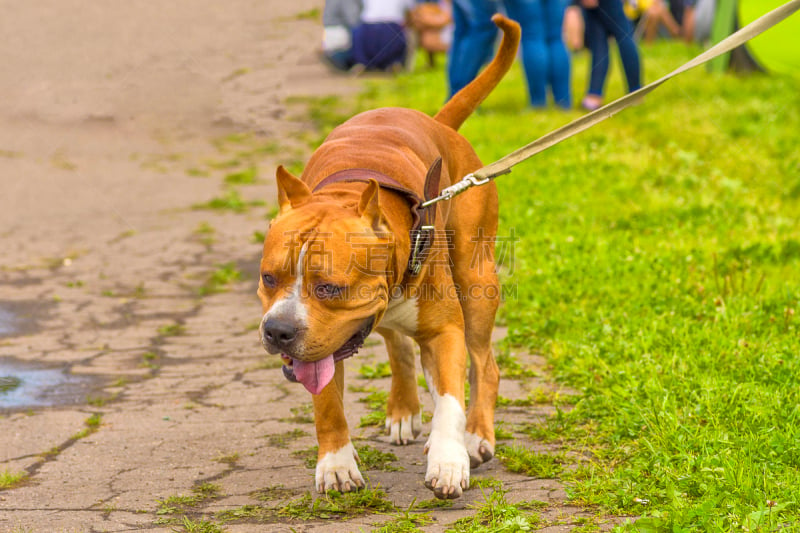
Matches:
[262,318,299,350]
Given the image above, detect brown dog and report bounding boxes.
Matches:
[258,15,520,499]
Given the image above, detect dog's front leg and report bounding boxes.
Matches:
[311,360,364,493]
[419,325,471,499]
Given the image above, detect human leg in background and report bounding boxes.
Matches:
[448,0,498,97]
[642,0,682,42]
[595,0,641,93]
[503,0,550,107]
[683,4,696,43]
[563,4,585,51]
[544,0,572,108]
[581,4,609,109]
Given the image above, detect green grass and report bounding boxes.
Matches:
[0,376,21,394]
[469,476,504,491]
[141,351,160,370]
[448,488,543,532]
[197,262,242,296]
[216,486,393,524]
[496,445,565,478]
[0,470,27,490]
[175,516,223,533]
[194,222,216,247]
[291,443,400,472]
[497,386,566,407]
[358,362,392,379]
[86,395,109,407]
[280,403,314,424]
[214,452,239,465]
[158,322,185,336]
[280,488,394,520]
[319,42,800,531]
[265,428,308,448]
[294,7,321,21]
[155,483,222,516]
[192,189,265,213]
[291,445,319,469]
[372,503,435,532]
[494,348,538,379]
[223,166,258,185]
[353,385,389,428]
[356,444,402,471]
[250,484,297,501]
[415,497,454,509]
[71,413,103,440]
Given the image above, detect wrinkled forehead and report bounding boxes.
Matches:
[307,224,392,278]
[261,208,378,276]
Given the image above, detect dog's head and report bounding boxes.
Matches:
[257,166,394,394]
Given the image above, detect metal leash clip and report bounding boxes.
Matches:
[420,172,506,209]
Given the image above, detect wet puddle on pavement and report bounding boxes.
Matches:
[0,359,95,409]
[0,303,96,410]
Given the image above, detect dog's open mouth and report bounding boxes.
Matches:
[281,318,374,394]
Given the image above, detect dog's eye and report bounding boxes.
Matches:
[261,273,277,289]
[314,283,344,300]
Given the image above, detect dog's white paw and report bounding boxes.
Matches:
[465,431,495,468]
[385,412,422,445]
[423,393,469,499]
[315,441,365,493]
[424,436,470,499]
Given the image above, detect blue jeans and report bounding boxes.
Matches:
[448,0,572,108]
[352,22,407,71]
[582,0,641,97]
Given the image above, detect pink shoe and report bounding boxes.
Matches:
[581,96,602,111]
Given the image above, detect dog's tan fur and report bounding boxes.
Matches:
[258,15,521,499]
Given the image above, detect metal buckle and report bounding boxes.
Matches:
[409,225,435,275]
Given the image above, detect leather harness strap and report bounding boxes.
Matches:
[311,157,443,276]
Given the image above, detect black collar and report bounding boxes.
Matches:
[311,157,442,277]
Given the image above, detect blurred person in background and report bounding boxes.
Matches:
[321,0,363,71]
[351,0,416,72]
[579,0,641,110]
[625,0,683,42]
[682,0,716,44]
[448,0,573,109]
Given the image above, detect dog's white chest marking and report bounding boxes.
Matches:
[379,296,418,336]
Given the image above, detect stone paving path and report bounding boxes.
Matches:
[0,2,625,531]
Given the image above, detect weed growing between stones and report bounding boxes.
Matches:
[0,470,27,491]
[197,262,242,296]
[264,428,308,448]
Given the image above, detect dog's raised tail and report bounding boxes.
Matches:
[433,14,521,131]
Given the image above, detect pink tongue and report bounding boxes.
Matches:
[292,354,335,395]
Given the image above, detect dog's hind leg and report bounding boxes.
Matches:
[378,328,422,445]
[459,270,500,468]
[447,189,501,468]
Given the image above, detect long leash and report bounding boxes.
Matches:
[421,0,800,209]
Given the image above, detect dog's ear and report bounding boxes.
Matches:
[358,179,382,231]
[276,166,311,212]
